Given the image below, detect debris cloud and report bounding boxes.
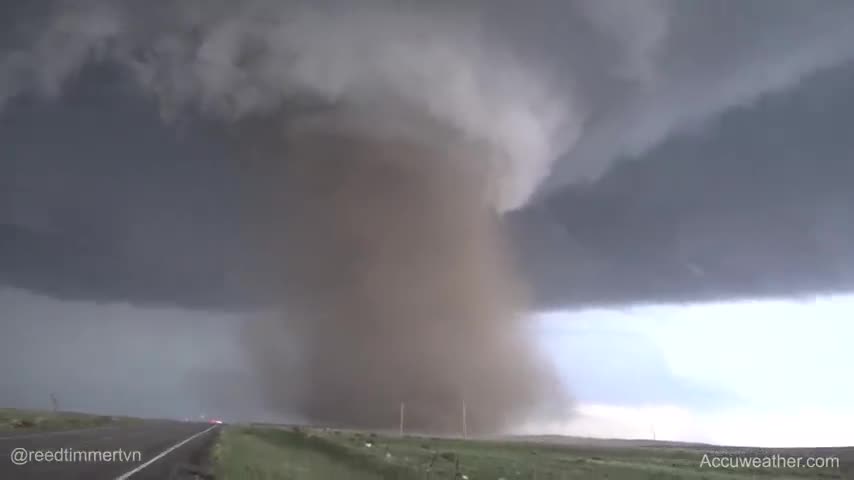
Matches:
[237,110,568,432]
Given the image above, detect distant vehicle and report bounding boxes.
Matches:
[209,419,224,425]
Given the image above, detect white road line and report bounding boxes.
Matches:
[114,425,218,480]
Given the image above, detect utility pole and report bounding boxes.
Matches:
[462,399,468,439]
[399,402,405,437]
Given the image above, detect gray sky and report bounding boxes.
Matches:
[2,0,854,441]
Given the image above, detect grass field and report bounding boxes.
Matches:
[213,425,852,479]
[0,408,126,433]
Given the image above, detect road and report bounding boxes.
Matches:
[0,420,219,479]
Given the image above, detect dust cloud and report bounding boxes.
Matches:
[237,111,569,434]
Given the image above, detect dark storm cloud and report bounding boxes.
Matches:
[2,1,854,309]
[0,1,854,305]
[0,66,254,308]
[518,62,854,308]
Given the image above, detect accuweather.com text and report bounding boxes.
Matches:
[700,453,840,470]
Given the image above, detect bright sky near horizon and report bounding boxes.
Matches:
[530,296,854,447]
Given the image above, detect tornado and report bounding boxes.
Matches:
[237,109,569,433]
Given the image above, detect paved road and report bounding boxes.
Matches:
[0,420,219,479]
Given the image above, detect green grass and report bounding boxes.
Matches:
[0,408,127,433]
[213,427,402,479]
[214,426,850,479]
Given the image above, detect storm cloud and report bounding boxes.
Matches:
[1,1,853,307]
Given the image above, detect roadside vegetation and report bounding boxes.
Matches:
[213,425,850,479]
[0,408,126,432]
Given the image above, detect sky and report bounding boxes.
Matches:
[533,299,854,447]
[2,0,854,446]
